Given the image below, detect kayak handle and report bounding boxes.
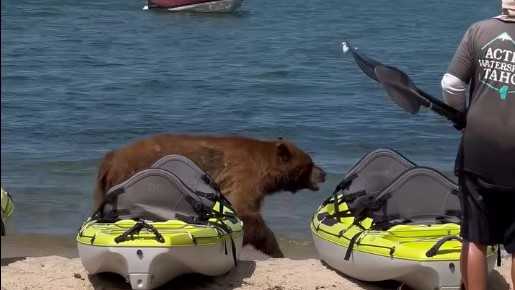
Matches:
[115,220,165,244]
[426,235,463,257]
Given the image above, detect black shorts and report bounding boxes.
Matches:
[459,173,515,253]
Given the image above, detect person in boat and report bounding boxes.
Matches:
[441,1,515,289]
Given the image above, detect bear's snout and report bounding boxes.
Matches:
[309,165,326,190]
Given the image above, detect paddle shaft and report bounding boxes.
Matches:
[415,88,466,128]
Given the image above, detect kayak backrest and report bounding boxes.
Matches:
[97,155,227,223]
[343,148,416,196]
[151,154,223,209]
[372,167,460,223]
[101,168,201,221]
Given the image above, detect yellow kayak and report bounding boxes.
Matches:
[1,186,15,236]
[311,149,497,290]
[77,155,244,290]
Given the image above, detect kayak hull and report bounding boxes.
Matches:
[78,234,242,290]
[77,213,243,290]
[146,0,243,12]
[313,231,496,290]
[311,201,497,290]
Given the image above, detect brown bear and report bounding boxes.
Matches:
[93,133,326,257]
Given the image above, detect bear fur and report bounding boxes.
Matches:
[93,134,326,257]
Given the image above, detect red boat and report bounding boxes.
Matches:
[145,0,243,12]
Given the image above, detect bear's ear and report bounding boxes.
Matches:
[276,142,291,163]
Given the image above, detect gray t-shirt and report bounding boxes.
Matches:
[447,18,515,187]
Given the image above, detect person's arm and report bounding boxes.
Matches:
[441,25,476,112]
[441,73,467,112]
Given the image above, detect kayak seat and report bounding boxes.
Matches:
[340,148,416,199]
[93,155,233,224]
[329,149,461,230]
[364,167,461,229]
[98,168,205,222]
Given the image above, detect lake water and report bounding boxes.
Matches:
[1,0,498,245]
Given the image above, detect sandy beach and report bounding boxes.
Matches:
[1,234,513,290]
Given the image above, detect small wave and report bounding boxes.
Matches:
[254,70,291,79]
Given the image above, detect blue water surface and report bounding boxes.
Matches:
[1,0,498,238]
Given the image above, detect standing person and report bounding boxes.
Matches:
[441,1,515,289]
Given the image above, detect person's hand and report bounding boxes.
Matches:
[452,112,466,131]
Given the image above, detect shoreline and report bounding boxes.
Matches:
[0,232,318,260]
[1,234,513,290]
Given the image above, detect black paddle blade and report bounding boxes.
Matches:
[343,41,466,130]
[376,65,466,129]
[375,65,431,114]
[375,65,466,128]
[342,42,382,82]
[381,83,422,114]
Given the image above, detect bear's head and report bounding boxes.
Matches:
[267,140,326,194]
